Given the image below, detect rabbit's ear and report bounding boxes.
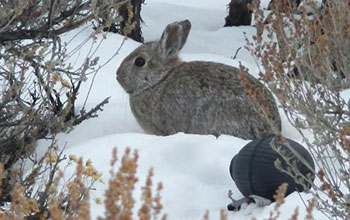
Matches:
[158,20,191,59]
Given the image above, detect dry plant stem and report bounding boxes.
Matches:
[81,38,127,109]
[0,140,109,219]
[0,0,141,217]
[0,141,88,219]
[238,63,281,134]
[220,209,227,220]
[246,0,350,219]
[0,0,130,42]
[0,0,133,201]
[98,148,166,220]
[288,207,299,220]
[202,210,209,220]
[267,183,287,220]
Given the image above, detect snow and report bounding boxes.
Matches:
[35,0,328,219]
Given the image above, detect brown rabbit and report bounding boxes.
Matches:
[117,20,281,140]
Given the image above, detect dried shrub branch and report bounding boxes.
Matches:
[244,0,350,219]
[0,145,166,220]
[99,148,166,220]
[0,0,136,202]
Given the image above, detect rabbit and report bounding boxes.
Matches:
[116,19,281,140]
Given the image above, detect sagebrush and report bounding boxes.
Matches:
[245,0,350,219]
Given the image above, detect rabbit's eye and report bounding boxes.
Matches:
[134,57,146,67]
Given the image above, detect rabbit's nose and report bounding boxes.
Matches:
[116,72,122,81]
[116,68,123,78]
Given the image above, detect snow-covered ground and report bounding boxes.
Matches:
[36,0,327,219]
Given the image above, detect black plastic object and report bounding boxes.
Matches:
[229,134,315,201]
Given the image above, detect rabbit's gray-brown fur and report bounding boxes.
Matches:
[117,20,281,140]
